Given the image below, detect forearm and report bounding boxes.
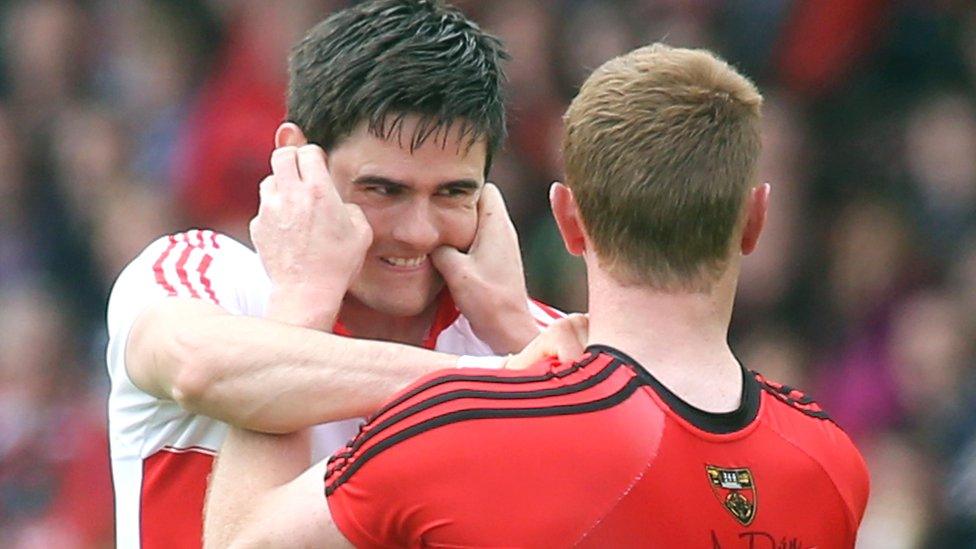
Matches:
[204,427,311,548]
[168,313,458,433]
[481,303,541,354]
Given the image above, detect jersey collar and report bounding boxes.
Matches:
[332,290,460,351]
[585,344,761,435]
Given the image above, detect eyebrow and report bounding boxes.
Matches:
[351,175,482,192]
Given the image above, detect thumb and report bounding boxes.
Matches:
[551,315,587,363]
[566,313,589,347]
[344,203,374,244]
[430,245,470,283]
[469,183,516,253]
[344,202,368,227]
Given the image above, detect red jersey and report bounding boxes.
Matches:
[325,345,870,548]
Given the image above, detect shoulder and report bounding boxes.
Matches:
[325,351,638,546]
[754,372,871,528]
[108,229,267,321]
[106,230,269,382]
[325,351,614,494]
[126,229,263,290]
[754,373,832,422]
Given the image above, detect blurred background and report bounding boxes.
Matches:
[0,0,973,546]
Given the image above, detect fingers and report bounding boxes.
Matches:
[549,315,587,363]
[296,145,327,185]
[256,176,277,219]
[270,147,301,191]
[297,145,344,206]
[258,175,275,202]
[271,144,344,211]
[478,183,514,230]
[565,313,589,346]
[430,245,469,281]
[503,314,585,371]
[344,203,374,244]
[470,183,517,252]
[344,203,367,225]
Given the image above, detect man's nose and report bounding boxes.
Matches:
[391,200,440,250]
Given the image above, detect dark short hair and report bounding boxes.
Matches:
[287,0,508,170]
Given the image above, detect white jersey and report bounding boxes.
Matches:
[106,229,564,549]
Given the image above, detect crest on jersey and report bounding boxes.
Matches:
[705,465,757,525]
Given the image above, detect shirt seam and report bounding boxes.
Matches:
[573,445,656,546]
[768,426,858,533]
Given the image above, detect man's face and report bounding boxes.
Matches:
[327,117,487,318]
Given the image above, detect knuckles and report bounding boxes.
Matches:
[297,144,325,157]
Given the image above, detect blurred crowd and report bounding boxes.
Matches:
[0,0,974,547]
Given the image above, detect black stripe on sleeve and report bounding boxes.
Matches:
[325,376,645,495]
[331,358,624,461]
[362,351,603,424]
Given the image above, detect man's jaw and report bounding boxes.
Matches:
[338,270,446,343]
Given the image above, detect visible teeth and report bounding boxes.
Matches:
[383,256,426,267]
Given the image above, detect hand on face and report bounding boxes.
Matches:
[250,145,373,325]
[430,183,539,353]
[504,314,589,370]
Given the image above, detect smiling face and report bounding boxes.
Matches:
[327,116,486,318]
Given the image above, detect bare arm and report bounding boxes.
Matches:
[122,145,449,433]
[125,296,459,434]
[205,432,352,548]
[203,315,589,548]
[205,146,368,546]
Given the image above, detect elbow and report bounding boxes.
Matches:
[168,327,221,413]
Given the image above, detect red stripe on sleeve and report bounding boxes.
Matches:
[197,255,220,305]
[174,239,201,299]
[532,299,564,320]
[152,236,180,296]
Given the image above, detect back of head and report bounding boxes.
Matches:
[287,0,508,169]
[562,44,763,292]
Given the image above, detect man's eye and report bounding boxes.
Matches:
[367,185,401,196]
[437,187,471,198]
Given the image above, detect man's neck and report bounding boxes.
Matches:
[336,296,440,347]
[585,262,743,413]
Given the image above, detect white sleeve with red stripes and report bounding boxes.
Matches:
[433,298,569,357]
[106,230,270,386]
[529,298,568,328]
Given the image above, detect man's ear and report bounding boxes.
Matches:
[741,183,770,255]
[550,182,587,256]
[274,122,308,148]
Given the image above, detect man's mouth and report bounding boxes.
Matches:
[380,255,428,268]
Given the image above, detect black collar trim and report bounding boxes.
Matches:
[585,344,761,435]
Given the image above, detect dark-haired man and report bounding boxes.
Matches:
[206,44,869,547]
[105,2,561,547]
